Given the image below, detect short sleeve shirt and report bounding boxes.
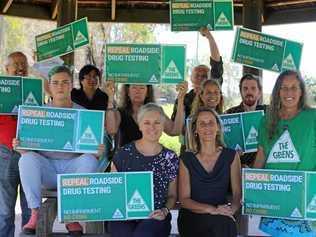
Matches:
[112,142,179,209]
[258,109,316,171]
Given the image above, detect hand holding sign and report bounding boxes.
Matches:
[104,80,115,101]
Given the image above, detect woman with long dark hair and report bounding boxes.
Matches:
[254,70,316,237]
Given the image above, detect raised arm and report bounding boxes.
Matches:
[164,81,188,136]
[200,27,220,62]
[104,80,121,135]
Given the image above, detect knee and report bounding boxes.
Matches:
[18,152,41,171]
[73,154,98,173]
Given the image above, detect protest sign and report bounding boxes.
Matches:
[17,105,104,153]
[170,0,233,31]
[0,76,43,114]
[105,44,186,84]
[220,110,264,153]
[36,18,89,61]
[58,172,154,222]
[232,27,303,72]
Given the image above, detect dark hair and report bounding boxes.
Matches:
[119,84,155,114]
[267,70,309,140]
[48,65,72,82]
[239,73,262,92]
[78,64,101,87]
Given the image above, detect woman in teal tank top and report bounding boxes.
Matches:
[254,70,316,237]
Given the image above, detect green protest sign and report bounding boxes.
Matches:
[220,111,264,153]
[36,18,89,62]
[105,44,186,84]
[0,76,43,114]
[161,45,186,84]
[57,172,154,222]
[243,169,305,220]
[170,0,233,31]
[17,105,104,153]
[232,27,303,72]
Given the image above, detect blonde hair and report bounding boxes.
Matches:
[191,79,224,116]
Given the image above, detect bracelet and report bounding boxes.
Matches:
[162,207,170,217]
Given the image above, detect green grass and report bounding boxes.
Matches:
[159,103,181,155]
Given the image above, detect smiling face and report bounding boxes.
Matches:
[138,110,164,142]
[128,85,148,105]
[6,52,28,76]
[279,74,302,111]
[191,66,209,94]
[81,69,99,91]
[200,83,221,109]
[196,111,219,143]
[241,79,261,107]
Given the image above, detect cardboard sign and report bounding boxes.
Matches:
[105,44,186,84]
[0,76,43,114]
[36,18,89,61]
[58,172,154,222]
[170,0,234,31]
[232,27,303,72]
[17,105,104,153]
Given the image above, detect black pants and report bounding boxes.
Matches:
[177,208,237,237]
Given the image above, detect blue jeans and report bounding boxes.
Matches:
[0,145,31,237]
[19,151,99,208]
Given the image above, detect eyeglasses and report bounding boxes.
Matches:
[50,80,71,86]
[83,75,99,81]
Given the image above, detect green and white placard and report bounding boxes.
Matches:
[58,172,154,222]
[220,110,264,153]
[16,105,104,153]
[232,27,303,72]
[170,0,234,31]
[0,76,43,114]
[243,169,316,220]
[105,44,186,84]
[36,18,89,62]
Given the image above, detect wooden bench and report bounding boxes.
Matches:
[36,190,107,237]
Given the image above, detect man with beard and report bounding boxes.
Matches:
[225,74,267,167]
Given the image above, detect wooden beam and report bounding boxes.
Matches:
[267,0,316,7]
[111,0,116,20]
[51,0,60,20]
[1,0,14,13]
[1,3,51,20]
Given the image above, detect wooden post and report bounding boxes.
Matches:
[242,0,263,77]
[57,0,77,67]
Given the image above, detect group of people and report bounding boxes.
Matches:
[0,27,315,237]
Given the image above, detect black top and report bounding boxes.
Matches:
[180,148,235,206]
[171,57,224,120]
[113,142,179,209]
[71,88,108,111]
[225,103,267,166]
[118,109,142,147]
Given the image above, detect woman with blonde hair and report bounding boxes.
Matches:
[178,107,241,237]
[109,103,179,237]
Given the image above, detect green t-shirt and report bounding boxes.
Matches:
[258,108,316,171]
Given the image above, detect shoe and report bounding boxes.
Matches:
[22,209,39,235]
[65,222,83,236]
